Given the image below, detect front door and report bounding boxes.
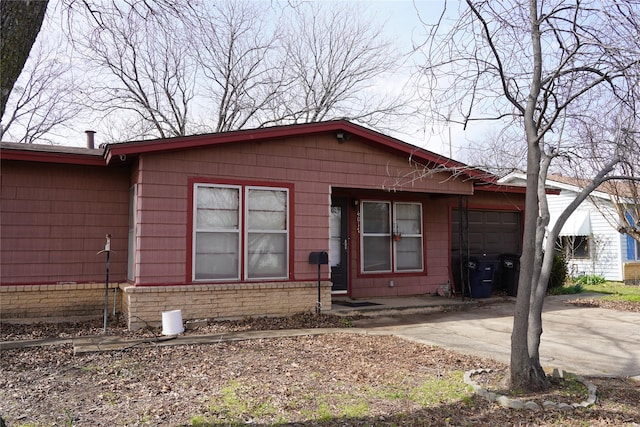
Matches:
[330,197,349,293]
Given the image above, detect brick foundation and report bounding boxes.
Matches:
[121,281,332,330]
[623,262,640,286]
[1,281,332,329]
[0,282,122,322]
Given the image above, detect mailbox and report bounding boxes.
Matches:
[308,251,328,265]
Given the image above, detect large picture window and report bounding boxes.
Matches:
[361,201,423,273]
[193,183,289,281]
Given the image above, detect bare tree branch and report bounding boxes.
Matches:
[414,0,640,392]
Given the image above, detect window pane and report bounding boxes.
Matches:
[395,203,421,234]
[194,232,239,279]
[363,202,390,233]
[247,233,287,278]
[572,236,590,258]
[248,189,287,230]
[330,206,342,238]
[330,206,342,267]
[363,236,391,271]
[197,209,239,229]
[396,237,423,270]
[559,236,590,259]
[196,187,239,229]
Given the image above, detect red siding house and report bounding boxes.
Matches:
[1,121,525,329]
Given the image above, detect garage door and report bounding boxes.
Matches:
[451,209,522,258]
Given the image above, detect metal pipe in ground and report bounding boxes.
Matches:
[97,234,111,334]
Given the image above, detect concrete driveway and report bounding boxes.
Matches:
[355,295,640,379]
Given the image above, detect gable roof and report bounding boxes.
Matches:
[104,120,490,176]
[1,120,525,191]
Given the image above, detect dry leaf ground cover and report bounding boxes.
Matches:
[1,303,640,426]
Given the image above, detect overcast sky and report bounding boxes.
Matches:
[28,0,493,160]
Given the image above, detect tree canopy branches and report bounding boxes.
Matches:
[1,0,409,143]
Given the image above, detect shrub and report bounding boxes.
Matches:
[549,283,584,295]
[572,274,606,286]
[548,252,568,290]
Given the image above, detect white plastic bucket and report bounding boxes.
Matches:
[161,309,184,335]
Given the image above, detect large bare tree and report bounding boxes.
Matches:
[70,0,197,140]
[55,0,406,141]
[416,0,640,390]
[188,0,287,133]
[266,2,405,128]
[1,22,84,143]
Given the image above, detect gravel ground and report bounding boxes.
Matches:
[1,303,639,426]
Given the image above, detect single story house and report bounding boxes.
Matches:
[499,172,640,281]
[1,121,527,329]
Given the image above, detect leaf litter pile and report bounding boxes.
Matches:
[1,310,640,426]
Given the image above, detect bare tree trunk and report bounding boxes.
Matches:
[0,0,49,118]
[509,0,550,391]
[415,0,640,393]
[510,140,550,390]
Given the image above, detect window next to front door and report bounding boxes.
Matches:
[360,201,424,273]
[192,183,290,281]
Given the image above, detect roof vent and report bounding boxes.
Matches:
[85,130,96,149]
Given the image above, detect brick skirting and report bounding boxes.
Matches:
[121,281,332,330]
[1,281,332,330]
[0,282,122,322]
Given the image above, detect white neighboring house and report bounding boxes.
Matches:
[499,172,640,281]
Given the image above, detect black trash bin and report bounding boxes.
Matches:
[468,257,495,298]
[498,254,520,296]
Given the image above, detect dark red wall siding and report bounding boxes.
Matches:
[1,161,130,284]
[2,130,523,299]
[131,133,473,287]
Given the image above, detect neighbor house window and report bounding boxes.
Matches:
[626,234,640,261]
[361,201,423,273]
[558,235,590,259]
[624,211,640,261]
[193,183,289,281]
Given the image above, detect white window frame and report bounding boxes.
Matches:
[360,200,424,274]
[193,184,242,281]
[192,183,289,282]
[559,235,591,260]
[361,201,392,273]
[244,186,290,280]
[393,202,424,272]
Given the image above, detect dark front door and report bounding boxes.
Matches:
[330,197,349,293]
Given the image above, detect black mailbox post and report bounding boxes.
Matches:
[309,251,328,314]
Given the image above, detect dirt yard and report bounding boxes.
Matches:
[1,306,639,426]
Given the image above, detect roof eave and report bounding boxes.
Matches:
[103,120,495,183]
[0,148,106,166]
